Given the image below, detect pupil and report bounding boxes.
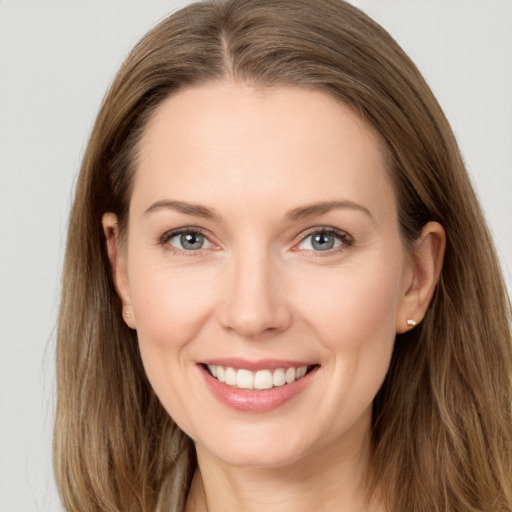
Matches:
[181,233,203,250]
[312,233,334,251]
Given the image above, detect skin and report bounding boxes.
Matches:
[103,82,445,512]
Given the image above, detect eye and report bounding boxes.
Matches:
[296,228,352,252]
[163,230,214,251]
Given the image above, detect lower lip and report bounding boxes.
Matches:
[199,365,318,413]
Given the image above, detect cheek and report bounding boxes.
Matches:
[129,257,218,346]
[294,259,404,349]
[292,256,403,411]
[126,260,220,432]
[288,261,403,440]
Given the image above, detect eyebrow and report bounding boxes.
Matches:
[143,199,372,223]
[283,200,373,222]
[144,200,221,221]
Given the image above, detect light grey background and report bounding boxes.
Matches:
[0,1,510,510]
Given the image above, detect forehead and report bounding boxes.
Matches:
[132,81,395,221]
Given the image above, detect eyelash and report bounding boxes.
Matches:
[158,226,354,256]
[158,227,214,256]
[295,226,354,255]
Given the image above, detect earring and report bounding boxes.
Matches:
[122,306,136,330]
[406,318,417,327]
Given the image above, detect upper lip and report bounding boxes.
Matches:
[199,358,318,371]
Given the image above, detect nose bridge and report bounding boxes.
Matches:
[219,243,291,337]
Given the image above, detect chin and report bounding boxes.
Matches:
[204,442,309,469]
[193,418,334,470]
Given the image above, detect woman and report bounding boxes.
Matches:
[53,0,512,511]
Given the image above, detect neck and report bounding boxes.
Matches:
[185,428,383,512]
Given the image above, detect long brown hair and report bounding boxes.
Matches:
[54,1,512,510]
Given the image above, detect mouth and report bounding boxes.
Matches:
[199,361,320,412]
[202,363,319,391]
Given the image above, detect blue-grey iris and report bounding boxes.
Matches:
[181,232,204,250]
[311,233,335,251]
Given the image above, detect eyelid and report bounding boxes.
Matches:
[293,226,354,253]
[158,226,218,253]
[157,225,353,255]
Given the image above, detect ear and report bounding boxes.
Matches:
[396,221,446,333]
[102,212,136,329]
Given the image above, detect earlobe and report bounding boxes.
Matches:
[102,212,136,329]
[396,221,446,333]
[122,304,136,329]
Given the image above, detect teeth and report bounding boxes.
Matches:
[296,366,307,379]
[224,367,237,386]
[206,364,310,390]
[237,369,254,389]
[254,370,273,390]
[273,368,286,386]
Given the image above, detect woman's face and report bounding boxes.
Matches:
[109,82,417,468]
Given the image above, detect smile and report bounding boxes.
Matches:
[206,364,310,390]
[200,361,320,412]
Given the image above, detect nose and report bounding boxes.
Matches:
[217,249,292,339]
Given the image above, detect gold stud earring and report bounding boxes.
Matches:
[406,318,417,327]
[122,307,136,330]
